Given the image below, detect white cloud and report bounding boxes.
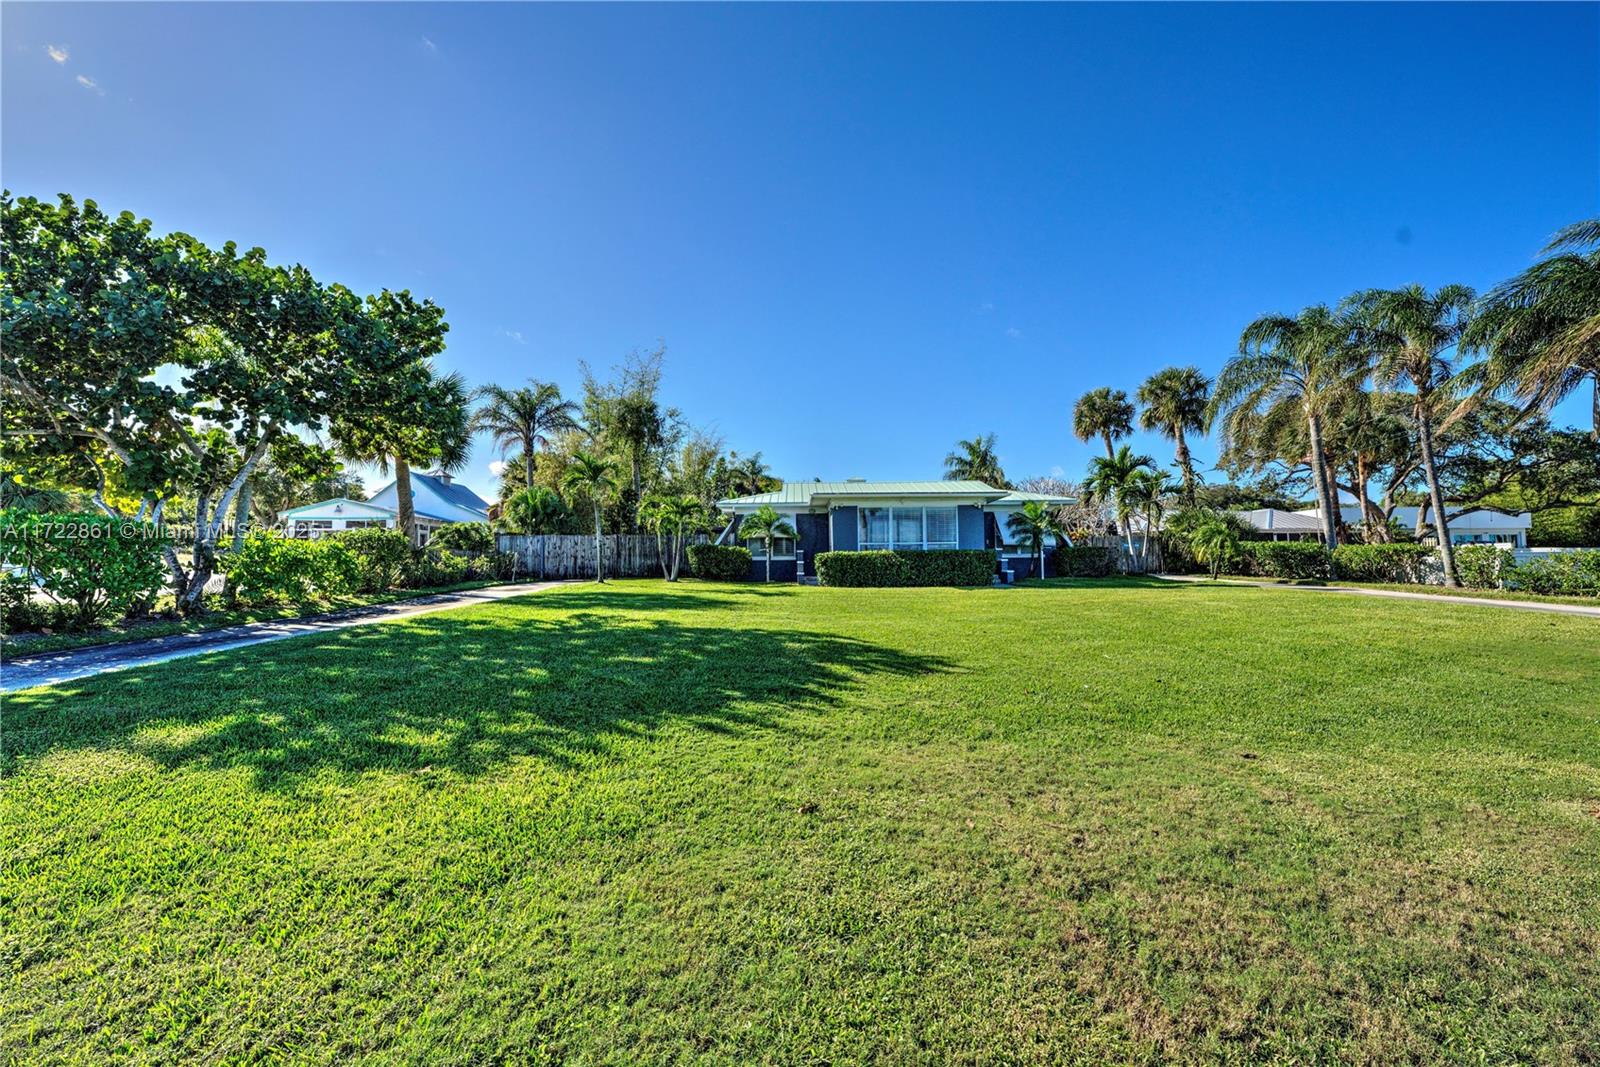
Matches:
[500,329,527,345]
[46,44,69,64]
[978,301,995,313]
[1005,326,1022,339]
[488,460,508,477]
[1050,465,1066,479]
[76,74,103,95]
[421,35,438,52]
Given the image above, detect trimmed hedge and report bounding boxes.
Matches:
[1234,541,1331,580]
[0,511,168,630]
[1453,544,1510,589]
[815,549,994,587]
[1053,544,1119,577]
[1331,543,1436,584]
[336,528,413,592]
[687,543,753,581]
[1504,550,1600,597]
[221,531,361,605]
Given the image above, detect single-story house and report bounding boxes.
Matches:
[280,471,491,546]
[1296,505,1533,547]
[1235,505,1533,547]
[714,480,1076,582]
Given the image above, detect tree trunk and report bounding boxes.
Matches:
[394,458,416,545]
[231,478,253,550]
[1102,434,1115,460]
[1305,411,1339,549]
[765,544,772,583]
[1416,398,1460,587]
[524,447,536,491]
[1174,429,1195,504]
[593,503,605,582]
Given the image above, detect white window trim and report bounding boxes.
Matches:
[746,512,799,560]
[859,506,960,552]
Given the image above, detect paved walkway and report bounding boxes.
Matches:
[1,581,565,693]
[1156,574,1600,618]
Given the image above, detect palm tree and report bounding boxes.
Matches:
[334,370,472,545]
[943,433,1009,487]
[729,452,772,497]
[472,380,580,491]
[1006,501,1063,581]
[501,485,569,579]
[1083,445,1156,560]
[1073,388,1135,459]
[1190,516,1241,580]
[1350,284,1474,586]
[740,504,796,583]
[1136,367,1210,504]
[657,495,704,581]
[1464,218,1600,442]
[1123,467,1174,572]
[1210,306,1361,549]
[562,451,618,582]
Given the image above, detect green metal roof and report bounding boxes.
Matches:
[718,480,1010,508]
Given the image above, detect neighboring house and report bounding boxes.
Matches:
[714,480,1076,581]
[1235,505,1533,547]
[1234,508,1333,542]
[1296,505,1532,547]
[280,471,491,546]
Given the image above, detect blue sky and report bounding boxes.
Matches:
[4,2,1595,500]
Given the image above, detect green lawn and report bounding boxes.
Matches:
[4,579,1598,1064]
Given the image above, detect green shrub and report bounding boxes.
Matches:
[337,528,413,592]
[0,570,53,633]
[686,544,752,581]
[1453,544,1511,589]
[1503,550,1600,597]
[1331,543,1436,584]
[816,550,908,587]
[403,547,472,589]
[221,532,360,605]
[815,549,994,587]
[428,522,495,555]
[1053,544,1120,577]
[1530,506,1600,548]
[1234,541,1331,580]
[0,512,169,630]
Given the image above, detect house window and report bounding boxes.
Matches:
[746,515,797,558]
[293,520,332,538]
[343,520,384,530]
[859,506,959,551]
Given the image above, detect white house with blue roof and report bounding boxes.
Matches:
[714,480,1076,582]
[279,471,491,546]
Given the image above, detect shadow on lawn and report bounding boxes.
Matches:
[4,600,952,789]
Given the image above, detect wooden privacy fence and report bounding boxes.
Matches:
[1072,534,1164,574]
[496,533,709,580]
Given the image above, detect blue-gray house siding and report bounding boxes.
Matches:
[829,506,859,551]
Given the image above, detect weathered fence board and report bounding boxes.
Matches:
[1073,534,1164,574]
[496,533,708,580]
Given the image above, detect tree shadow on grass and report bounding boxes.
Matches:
[3,601,953,789]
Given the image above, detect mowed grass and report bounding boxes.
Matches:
[3,579,1598,1065]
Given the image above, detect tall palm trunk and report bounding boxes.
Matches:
[524,447,536,491]
[1415,398,1460,587]
[394,458,416,545]
[1173,428,1195,504]
[1101,434,1115,460]
[765,543,773,583]
[1305,411,1339,549]
[592,501,605,582]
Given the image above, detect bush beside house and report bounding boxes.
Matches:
[815,549,994,587]
[1329,544,1437,584]
[686,544,753,581]
[1236,542,1332,580]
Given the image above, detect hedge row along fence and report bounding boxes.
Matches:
[1204,540,1599,597]
[814,549,995,587]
